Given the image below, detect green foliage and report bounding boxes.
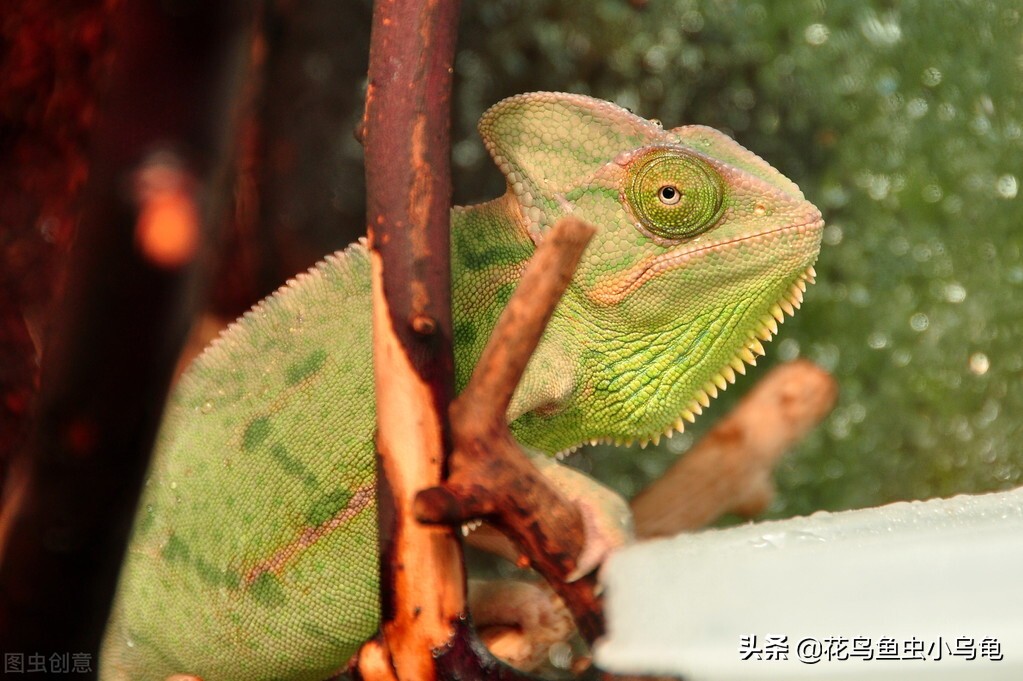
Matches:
[451,0,1023,516]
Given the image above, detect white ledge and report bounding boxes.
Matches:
[596,487,1023,680]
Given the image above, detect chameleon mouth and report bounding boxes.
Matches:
[558,260,819,455]
[588,213,824,307]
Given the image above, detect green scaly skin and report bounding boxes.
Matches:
[100,93,823,681]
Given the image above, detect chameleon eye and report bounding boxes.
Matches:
[626,149,725,240]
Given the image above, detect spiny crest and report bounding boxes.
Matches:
[190,239,370,374]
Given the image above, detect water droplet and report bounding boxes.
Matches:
[39,216,59,243]
[978,95,995,116]
[828,412,851,439]
[199,400,214,414]
[777,338,800,361]
[303,52,331,83]
[753,203,767,216]
[643,46,669,73]
[849,284,871,306]
[812,343,841,372]
[680,9,705,32]
[823,457,846,478]
[921,67,943,87]
[733,87,755,111]
[969,352,990,375]
[976,399,1001,427]
[867,174,891,200]
[821,184,849,208]
[867,331,889,349]
[860,10,902,46]
[804,23,829,46]
[944,282,966,303]
[906,97,928,118]
[822,223,843,246]
[996,174,1018,199]
[749,535,778,549]
[970,115,992,136]
[889,236,910,256]
[909,312,929,332]
[549,642,574,670]
[922,184,943,203]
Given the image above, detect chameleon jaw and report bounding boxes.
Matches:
[565,263,817,453]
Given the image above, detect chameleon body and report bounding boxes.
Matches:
[100,93,823,680]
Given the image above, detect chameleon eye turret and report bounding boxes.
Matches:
[625,148,726,240]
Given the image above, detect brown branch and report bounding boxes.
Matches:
[631,359,838,538]
[359,0,468,679]
[0,0,254,660]
[455,217,597,426]
[416,216,605,644]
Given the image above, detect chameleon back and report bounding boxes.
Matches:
[101,244,381,681]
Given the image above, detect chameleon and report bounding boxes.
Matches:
[100,92,823,680]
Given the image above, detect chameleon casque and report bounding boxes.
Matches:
[100,92,823,680]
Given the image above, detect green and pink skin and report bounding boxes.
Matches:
[100,93,823,680]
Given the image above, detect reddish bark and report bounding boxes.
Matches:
[361,0,466,678]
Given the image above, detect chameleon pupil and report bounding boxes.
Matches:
[658,186,680,204]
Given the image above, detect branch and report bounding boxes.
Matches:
[358,0,468,679]
[416,216,605,644]
[631,359,838,537]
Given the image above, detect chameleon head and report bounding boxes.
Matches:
[480,92,824,451]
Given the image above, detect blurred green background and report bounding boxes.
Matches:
[447,0,1023,518]
[285,0,1023,519]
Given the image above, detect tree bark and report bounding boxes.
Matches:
[361,0,465,678]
